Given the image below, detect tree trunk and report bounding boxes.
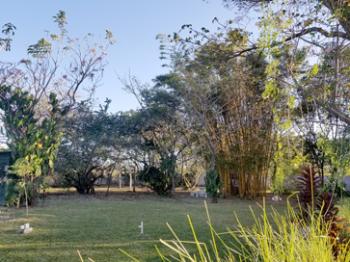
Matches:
[132,168,136,193]
[129,173,132,191]
[171,175,175,194]
[105,168,114,197]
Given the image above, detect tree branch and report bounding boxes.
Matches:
[229,27,348,58]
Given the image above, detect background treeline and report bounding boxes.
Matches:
[1,0,350,205]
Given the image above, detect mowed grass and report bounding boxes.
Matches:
[0,190,286,262]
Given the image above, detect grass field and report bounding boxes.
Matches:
[0,190,286,261]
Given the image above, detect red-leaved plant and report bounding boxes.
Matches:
[297,165,350,257]
[317,192,350,257]
[296,165,321,217]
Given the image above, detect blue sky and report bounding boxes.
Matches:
[1,1,248,112]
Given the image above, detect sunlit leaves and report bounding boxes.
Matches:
[262,80,278,99]
[288,96,296,109]
[27,38,52,58]
[309,64,319,78]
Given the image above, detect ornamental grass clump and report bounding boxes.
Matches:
[152,201,350,261]
[114,201,350,261]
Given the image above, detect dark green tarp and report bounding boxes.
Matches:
[0,151,11,206]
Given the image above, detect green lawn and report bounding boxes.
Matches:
[0,191,285,262]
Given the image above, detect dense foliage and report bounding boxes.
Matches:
[2,0,350,205]
[0,86,62,206]
[3,0,350,260]
[55,101,113,194]
[0,11,112,205]
[138,165,172,196]
[205,169,221,203]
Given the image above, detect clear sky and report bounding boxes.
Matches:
[1,0,247,112]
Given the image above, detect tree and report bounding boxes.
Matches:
[0,23,16,52]
[121,78,194,195]
[0,11,113,204]
[56,101,113,194]
[211,0,350,193]
[0,86,62,206]
[111,110,148,192]
[0,11,113,108]
[138,166,172,196]
[160,28,275,198]
[222,0,350,125]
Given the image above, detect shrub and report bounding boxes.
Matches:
[323,176,346,198]
[138,166,172,196]
[4,172,41,207]
[61,170,102,194]
[4,176,20,207]
[205,169,221,203]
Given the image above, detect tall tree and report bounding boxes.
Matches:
[222,0,350,125]
[0,11,113,204]
[160,28,275,198]
[0,23,16,52]
[121,78,194,195]
[0,86,63,206]
[55,100,113,194]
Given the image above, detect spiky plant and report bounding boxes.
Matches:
[317,192,340,242]
[296,165,321,216]
[317,192,350,257]
[296,166,350,257]
[317,192,339,225]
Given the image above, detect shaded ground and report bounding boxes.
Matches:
[0,188,286,262]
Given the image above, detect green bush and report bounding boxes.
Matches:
[4,177,20,207]
[138,166,172,196]
[205,169,221,203]
[323,176,346,198]
[5,177,40,207]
